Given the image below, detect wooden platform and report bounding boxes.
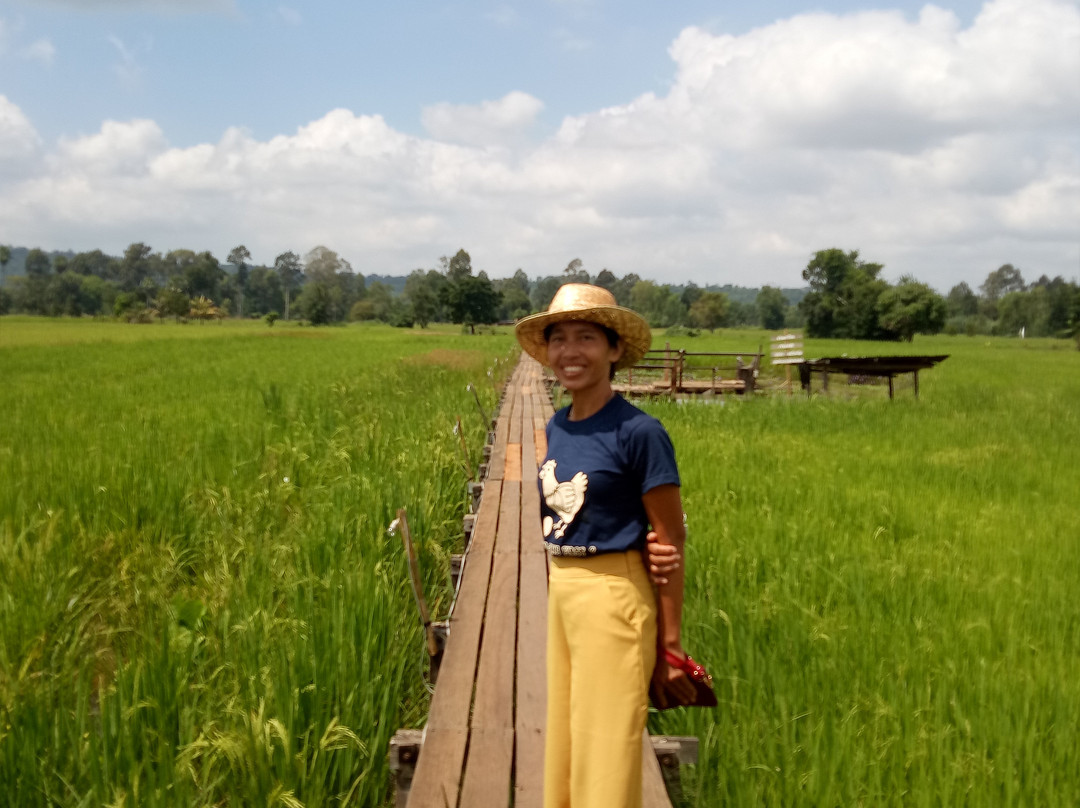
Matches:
[798,354,949,399]
[397,354,678,808]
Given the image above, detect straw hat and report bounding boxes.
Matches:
[515,283,652,370]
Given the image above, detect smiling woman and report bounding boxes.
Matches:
[515,284,715,808]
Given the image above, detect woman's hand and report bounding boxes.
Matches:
[645,529,681,586]
[650,646,698,708]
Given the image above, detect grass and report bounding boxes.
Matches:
[0,317,516,807]
[640,331,1080,806]
[4,318,1078,806]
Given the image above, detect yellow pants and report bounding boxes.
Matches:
[545,551,658,808]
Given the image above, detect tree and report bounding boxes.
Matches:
[447,272,500,332]
[594,269,617,292]
[228,245,251,318]
[756,286,788,330]
[300,246,362,323]
[946,282,979,317]
[0,245,10,290]
[1033,275,1075,335]
[978,264,1025,321]
[980,264,1025,301]
[274,251,303,320]
[296,281,335,325]
[610,273,640,307]
[493,274,531,321]
[352,281,395,322]
[179,252,225,301]
[156,287,191,321]
[876,277,947,342]
[404,269,444,327]
[118,243,155,292]
[24,248,51,278]
[244,266,284,316]
[530,276,562,311]
[562,258,589,284]
[688,291,729,331]
[69,249,115,278]
[997,288,1048,337]
[444,249,473,284]
[680,283,703,310]
[189,296,224,322]
[1068,285,1080,349]
[46,272,99,316]
[22,248,52,313]
[799,248,889,339]
[630,280,686,328]
[499,269,533,319]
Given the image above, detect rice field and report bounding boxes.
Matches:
[0,317,514,807]
[2,318,1078,806]
[640,331,1080,806]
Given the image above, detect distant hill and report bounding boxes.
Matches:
[669,283,806,306]
[0,247,78,285]
[365,274,408,294]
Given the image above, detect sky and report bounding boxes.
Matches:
[1,0,1078,292]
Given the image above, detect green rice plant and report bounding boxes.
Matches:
[643,333,1080,806]
[0,318,516,807]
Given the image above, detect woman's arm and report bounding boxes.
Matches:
[642,483,697,705]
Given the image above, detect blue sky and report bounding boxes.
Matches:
[1,0,1077,290]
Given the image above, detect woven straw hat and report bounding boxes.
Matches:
[515,283,652,371]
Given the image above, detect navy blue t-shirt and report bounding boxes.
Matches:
[539,394,680,556]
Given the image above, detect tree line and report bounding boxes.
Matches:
[1,243,1076,343]
[799,248,1080,342]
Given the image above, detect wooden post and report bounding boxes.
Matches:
[396,508,440,658]
[389,729,424,808]
[914,370,920,400]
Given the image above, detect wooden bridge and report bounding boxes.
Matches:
[390,354,690,807]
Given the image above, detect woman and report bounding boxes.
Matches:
[515,284,697,808]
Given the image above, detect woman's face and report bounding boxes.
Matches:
[546,320,624,394]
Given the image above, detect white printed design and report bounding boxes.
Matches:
[538,459,588,540]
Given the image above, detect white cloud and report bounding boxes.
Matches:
[422,91,545,147]
[54,118,168,175]
[2,0,1078,290]
[0,94,42,177]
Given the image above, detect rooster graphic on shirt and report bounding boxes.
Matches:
[539,459,588,540]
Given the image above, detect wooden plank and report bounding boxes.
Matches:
[504,444,522,481]
[513,728,545,808]
[407,481,503,807]
[404,728,467,808]
[460,484,520,806]
[515,548,548,738]
[487,368,517,482]
[642,732,675,808]
[459,729,515,806]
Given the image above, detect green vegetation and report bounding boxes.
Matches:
[4,318,1078,806]
[4,241,1077,344]
[643,330,1080,805]
[0,318,514,807]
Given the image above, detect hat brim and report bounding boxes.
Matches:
[515,305,652,371]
